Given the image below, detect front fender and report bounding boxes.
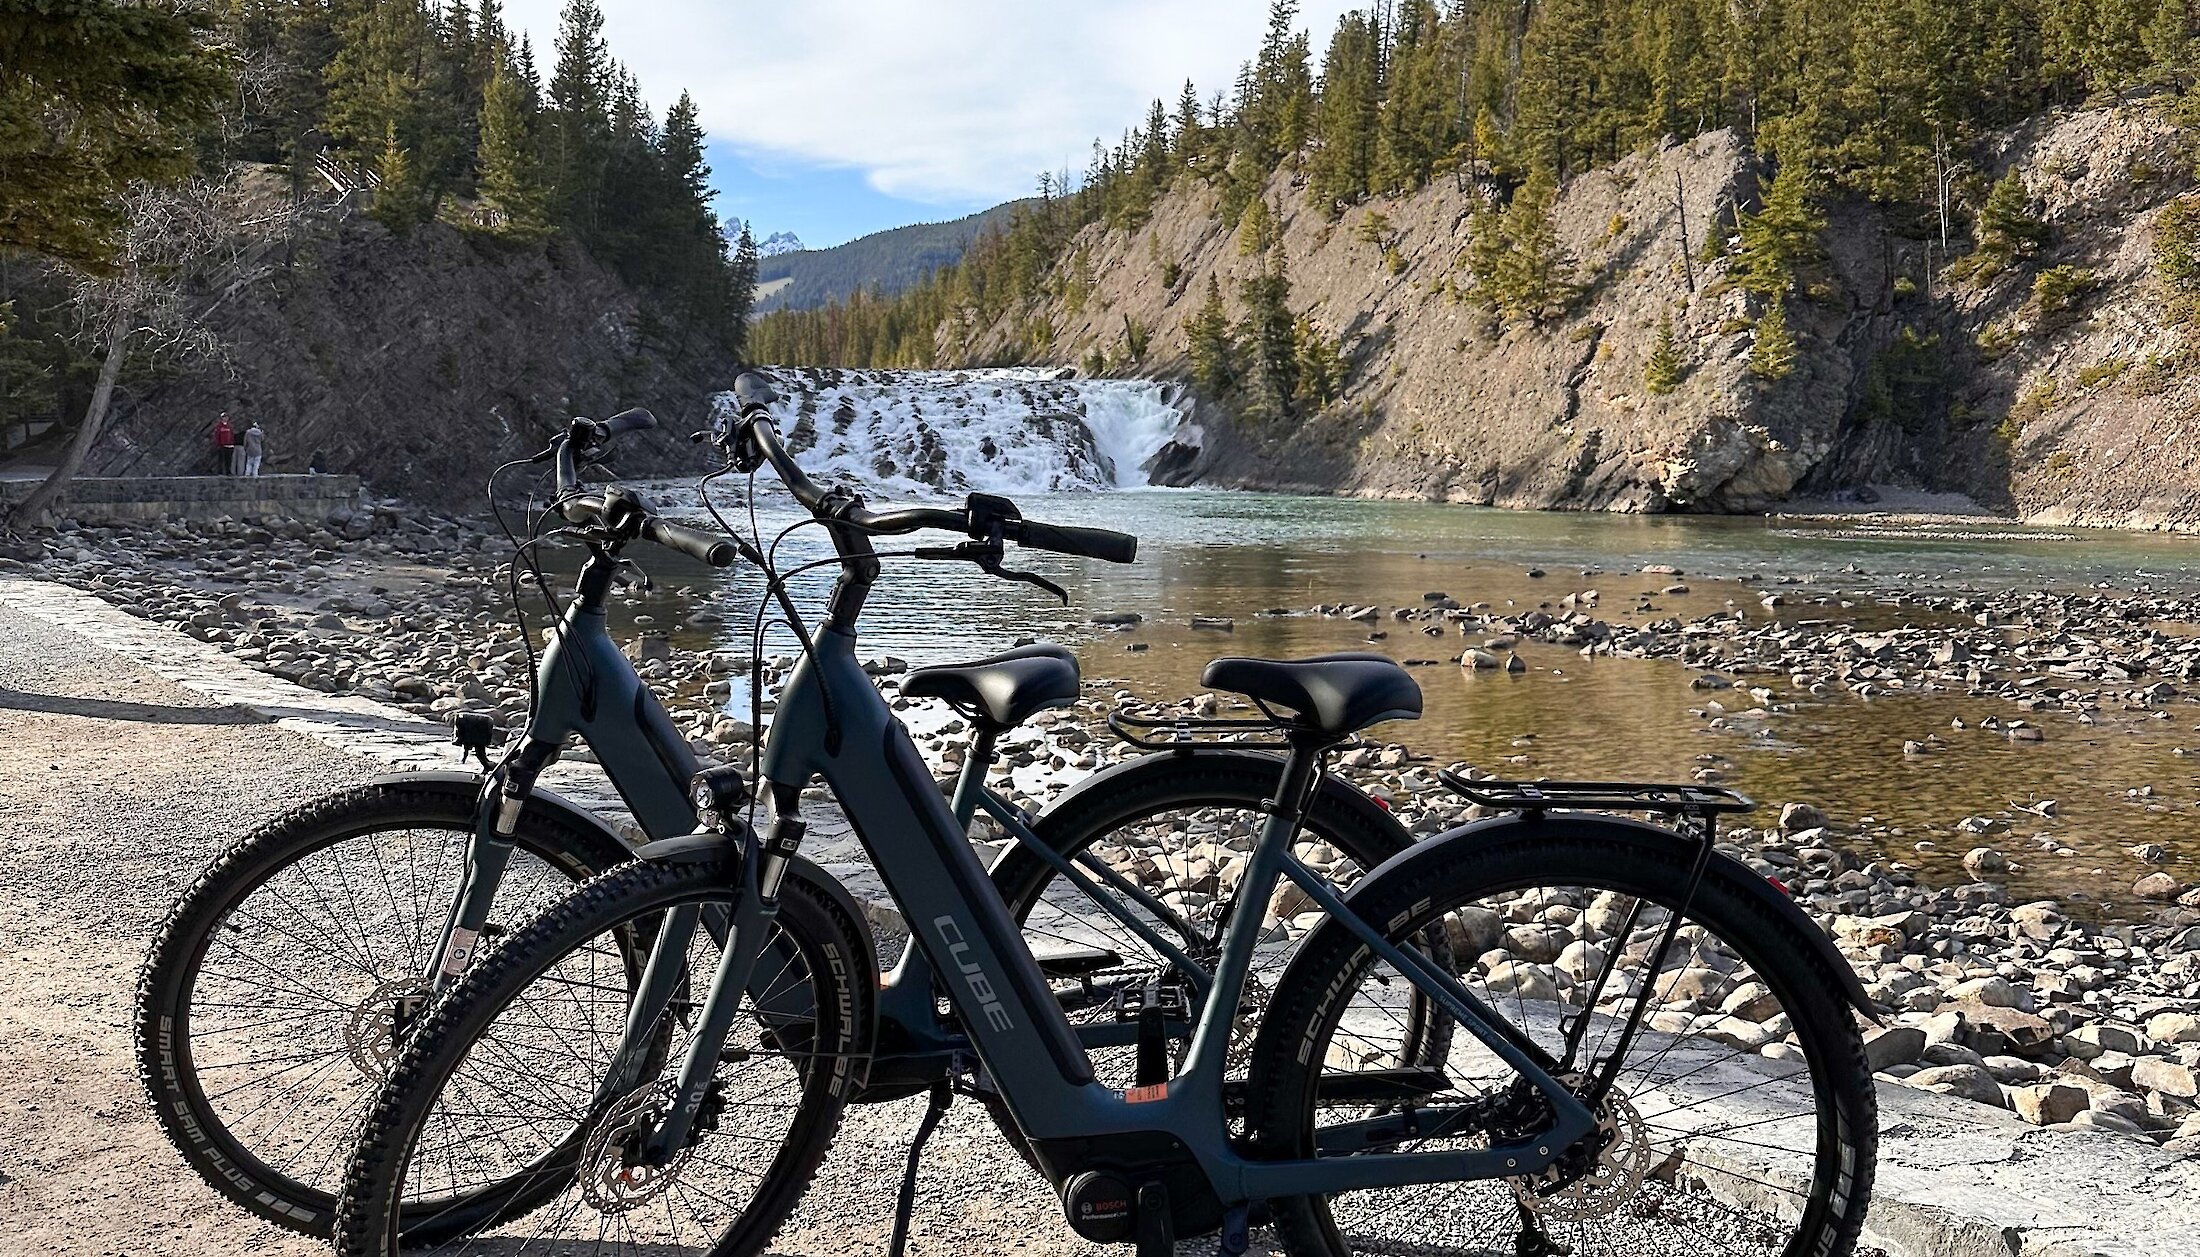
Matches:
[366,769,635,869]
[1351,810,1879,1022]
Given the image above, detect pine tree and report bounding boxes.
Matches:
[0,1,230,267]
[475,46,549,239]
[728,221,759,359]
[1484,166,1575,324]
[2147,0,2192,74]
[1310,12,1381,213]
[1185,273,1238,394]
[546,0,611,235]
[1173,79,1205,173]
[1292,314,1346,408]
[1749,296,1797,380]
[1976,168,2047,259]
[370,120,427,233]
[1237,247,1298,420]
[1644,314,1683,394]
[1734,160,1827,297]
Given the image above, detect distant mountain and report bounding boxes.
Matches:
[758,230,805,257]
[753,200,1032,313]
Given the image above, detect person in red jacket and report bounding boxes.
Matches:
[212,413,234,475]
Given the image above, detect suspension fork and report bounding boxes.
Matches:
[425,737,560,993]
[638,782,807,1162]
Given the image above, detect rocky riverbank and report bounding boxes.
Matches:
[7,506,2200,1154]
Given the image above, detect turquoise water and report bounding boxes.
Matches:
[572,485,2200,909]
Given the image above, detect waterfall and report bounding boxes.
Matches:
[717,367,1182,496]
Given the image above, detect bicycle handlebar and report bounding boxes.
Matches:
[730,372,1138,564]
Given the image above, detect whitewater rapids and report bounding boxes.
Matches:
[713,367,1183,497]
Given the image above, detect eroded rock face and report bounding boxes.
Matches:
[964,100,2200,528]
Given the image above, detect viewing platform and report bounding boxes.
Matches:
[0,473,361,524]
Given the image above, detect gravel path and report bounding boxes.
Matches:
[0,598,1120,1257]
[0,603,349,1257]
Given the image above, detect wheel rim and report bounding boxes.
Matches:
[389,890,833,1252]
[170,815,588,1202]
[1291,875,1858,1257]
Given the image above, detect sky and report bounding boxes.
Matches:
[499,1,1361,249]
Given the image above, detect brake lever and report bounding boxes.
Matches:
[983,557,1068,604]
[912,541,1069,603]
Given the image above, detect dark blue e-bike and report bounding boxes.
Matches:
[333,375,1878,1257]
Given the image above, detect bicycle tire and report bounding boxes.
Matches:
[331,855,871,1256]
[1247,818,1876,1257]
[135,778,631,1236]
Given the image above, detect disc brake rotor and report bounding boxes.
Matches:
[1512,1090,1654,1224]
[579,1085,698,1215]
[343,978,429,1080]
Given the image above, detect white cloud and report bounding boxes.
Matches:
[500,0,1362,205]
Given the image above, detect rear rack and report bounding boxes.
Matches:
[1437,768,1753,820]
[1106,708,1296,751]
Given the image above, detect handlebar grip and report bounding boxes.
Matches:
[642,517,738,567]
[1010,520,1138,564]
[602,407,656,436]
[733,372,779,412]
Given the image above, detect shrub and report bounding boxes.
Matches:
[2030,265,2098,324]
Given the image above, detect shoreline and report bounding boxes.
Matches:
[7,503,2200,1154]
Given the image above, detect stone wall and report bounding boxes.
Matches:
[0,474,360,524]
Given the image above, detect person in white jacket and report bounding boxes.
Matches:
[241,422,265,477]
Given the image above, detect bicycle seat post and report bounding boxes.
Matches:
[946,719,1001,832]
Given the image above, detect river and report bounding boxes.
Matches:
[561,370,2200,911]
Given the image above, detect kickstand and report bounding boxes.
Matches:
[1135,1182,1174,1257]
[1215,1202,1249,1257]
[886,1081,954,1257]
[1513,1200,1572,1257]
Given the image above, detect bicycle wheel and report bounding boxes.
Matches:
[135,778,630,1236]
[333,854,872,1257]
[1247,819,1876,1257]
[985,751,1443,1141]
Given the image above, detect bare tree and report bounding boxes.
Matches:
[8,178,236,526]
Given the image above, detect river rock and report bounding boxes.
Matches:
[1963,847,2010,877]
[1865,1026,1928,1071]
[2009,1081,2091,1125]
[2146,1012,2200,1045]
[1907,1063,2006,1106]
[2132,1056,2200,1098]
[1778,802,1826,833]
[2130,871,2181,900]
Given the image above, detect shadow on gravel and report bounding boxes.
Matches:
[0,686,269,726]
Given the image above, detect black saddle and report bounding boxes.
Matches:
[1200,652,1422,736]
[902,644,1081,729]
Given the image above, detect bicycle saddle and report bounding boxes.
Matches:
[902,643,1080,729]
[1201,652,1422,735]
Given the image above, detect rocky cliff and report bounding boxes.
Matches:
[959,101,2200,528]
[87,178,731,500]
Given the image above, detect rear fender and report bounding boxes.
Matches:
[1032,747,1412,850]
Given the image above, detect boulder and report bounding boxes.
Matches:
[2008,1081,2091,1125]
[2132,1056,2200,1098]
[2145,1011,2200,1045]
[1906,1063,2006,1107]
[1863,1025,1928,1072]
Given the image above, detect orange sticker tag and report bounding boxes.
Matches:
[1123,1083,1169,1104]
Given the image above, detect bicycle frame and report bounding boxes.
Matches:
[425,551,703,987]
[437,450,1597,1213]
[615,484,1601,1213]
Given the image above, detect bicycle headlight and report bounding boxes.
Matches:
[688,765,749,830]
